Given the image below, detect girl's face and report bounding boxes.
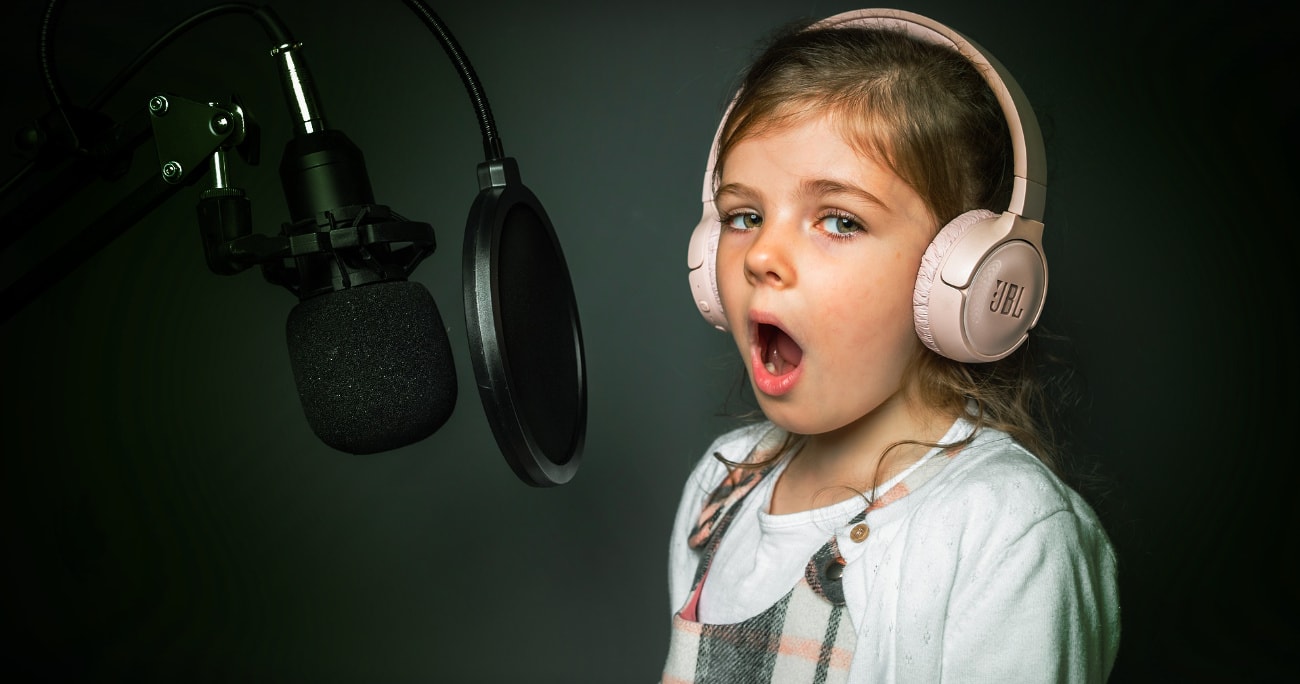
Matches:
[715,112,938,439]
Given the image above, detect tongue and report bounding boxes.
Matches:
[765,328,804,375]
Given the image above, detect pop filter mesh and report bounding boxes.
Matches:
[497,203,582,463]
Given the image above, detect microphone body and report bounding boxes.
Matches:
[276,126,456,454]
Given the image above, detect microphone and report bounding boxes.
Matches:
[268,42,455,455]
[208,10,584,481]
[286,279,456,455]
[2,2,584,482]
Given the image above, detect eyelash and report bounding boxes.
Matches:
[816,209,863,239]
[718,209,865,239]
[720,211,762,232]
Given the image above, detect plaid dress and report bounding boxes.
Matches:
[663,431,959,683]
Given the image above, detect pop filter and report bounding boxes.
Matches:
[464,158,586,487]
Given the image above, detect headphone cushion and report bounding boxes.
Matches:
[687,209,728,331]
[913,209,998,353]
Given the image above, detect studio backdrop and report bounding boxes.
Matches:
[0,0,1293,681]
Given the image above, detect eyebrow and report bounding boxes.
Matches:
[713,179,890,212]
[714,182,758,204]
[801,178,890,211]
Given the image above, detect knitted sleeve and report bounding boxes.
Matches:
[939,508,1120,682]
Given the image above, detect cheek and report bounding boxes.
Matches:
[819,262,919,347]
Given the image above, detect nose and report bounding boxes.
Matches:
[744,218,796,288]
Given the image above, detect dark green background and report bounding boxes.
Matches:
[1,0,1294,681]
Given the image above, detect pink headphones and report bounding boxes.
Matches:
[686,8,1047,363]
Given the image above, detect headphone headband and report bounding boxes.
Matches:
[814,9,1045,220]
[697,9,1045,222]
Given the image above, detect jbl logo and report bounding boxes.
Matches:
[989,279,1026,318]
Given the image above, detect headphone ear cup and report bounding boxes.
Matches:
[914,209,997,355]
[914,209,1047,362]
[687,205,728,331]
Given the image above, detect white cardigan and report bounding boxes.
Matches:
[667,419,1120,683]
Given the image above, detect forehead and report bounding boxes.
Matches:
[718,103,896,183]
[719,113,895,192]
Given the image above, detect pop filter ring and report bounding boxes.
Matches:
[464,158,586,487]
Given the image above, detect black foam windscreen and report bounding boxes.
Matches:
[286,280,457,454]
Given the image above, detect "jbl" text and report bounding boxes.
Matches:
[989,279,1026,318]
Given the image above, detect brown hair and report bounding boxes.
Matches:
[714,22,1074,481]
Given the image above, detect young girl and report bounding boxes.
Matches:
[665,9,1119,683]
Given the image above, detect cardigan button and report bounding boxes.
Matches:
[825,560,845,581]
[849,523,870,543]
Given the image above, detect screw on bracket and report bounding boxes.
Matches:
[161,160,183,182]
[210,114,232,136]
[149,96,169,115]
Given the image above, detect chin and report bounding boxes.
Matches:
[753,395,840,437]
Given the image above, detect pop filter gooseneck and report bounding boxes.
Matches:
[402,0,586,487]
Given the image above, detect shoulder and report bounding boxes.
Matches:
[909,425,1115,567]
[842,426,1120,672]
[679,421,777,500]
[937,427,1103,519]
[838,424,1120,680]
[887,427,1121,679]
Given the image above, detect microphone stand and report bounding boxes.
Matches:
[0,1,294,323]
[1,0,586,485]
[0,96,254,324]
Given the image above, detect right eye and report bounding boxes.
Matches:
[725,212,762,231]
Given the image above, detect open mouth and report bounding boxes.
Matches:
[757,323,804,376]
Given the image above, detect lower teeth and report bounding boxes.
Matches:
[766,345,784,375]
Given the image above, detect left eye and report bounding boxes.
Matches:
[819,214,861,236]
[726,212,762,230]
